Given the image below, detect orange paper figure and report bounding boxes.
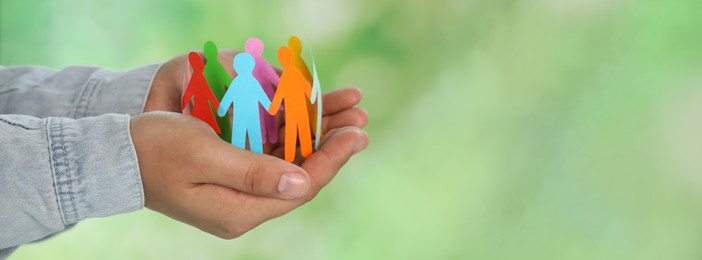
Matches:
[288,36,318,136]
[269,47,313,162]
[182,52,222,134]
[288,36,313,82]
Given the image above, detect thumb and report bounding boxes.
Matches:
[200,141,310,200]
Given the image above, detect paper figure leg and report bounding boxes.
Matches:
[258,106,268,144]
[248,119,264,154]
[284,121,298,162]
[202,112,222,135]
[264,113,278,144]
[232,123,247,150]
[298,119,313,158]
[213,105,232,143]
[314,96,323,151]
[307,98,317,135]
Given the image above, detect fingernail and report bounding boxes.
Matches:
[278,172,307,198]
[352,130,367,154]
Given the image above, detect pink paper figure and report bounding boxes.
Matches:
[182,52,222,134]
[245,38,281,144]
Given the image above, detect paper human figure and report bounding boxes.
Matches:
[182,52,221,134]
[288,36,313,83]
[218,53,272,154]
[269,47,313,162]
[203,40,233,142]
[245,38,281,144]
[181,53,194,115]
[310,50,323,151]
[288,36,318,136]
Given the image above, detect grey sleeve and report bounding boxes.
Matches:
[0,114,143,256]
[0,64,161,258]
[0,64,161,118]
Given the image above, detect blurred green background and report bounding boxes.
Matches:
[3,0,702,259]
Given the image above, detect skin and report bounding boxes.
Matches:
[138,49,369,239]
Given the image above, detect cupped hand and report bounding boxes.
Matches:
[131,86,369,238]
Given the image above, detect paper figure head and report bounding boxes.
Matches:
[245,38,264,57]
[288,36,302,54]
[188,52,204,72]
[278,47,295,69]
[233,53,256,75]
[204,41,218,60]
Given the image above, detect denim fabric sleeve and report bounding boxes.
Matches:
[0,64,161,259]
[0,64,160,118]
[0,114,143,257]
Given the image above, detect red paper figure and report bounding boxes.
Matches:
[182,52,222,134]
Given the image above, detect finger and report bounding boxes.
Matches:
[198,140,311,200]
[322,107,369,132]
[322,87,363,116]
[217,50,238,77]
[273,106,368,157]
[300,126,369,198]
[188,127,369,239]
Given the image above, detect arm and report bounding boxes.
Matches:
[218,89,233,117]
[218,67,233,88]
[0,114,143,255]
[257,84,272,111]
[268,84,284,115]
[265,64,280,87]
[311,83,319,104]
[0,64,160,118]
[304,81,312,100]
[310,61,321,104]
[264,65,283,111]
[206,86,220,112]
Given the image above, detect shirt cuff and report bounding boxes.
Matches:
[82,63,162,117]
[47,114,144,225]
[0,247,17,259]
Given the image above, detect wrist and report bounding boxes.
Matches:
[144,55,188,112]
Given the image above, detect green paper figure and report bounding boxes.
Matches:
[203,41,233,142]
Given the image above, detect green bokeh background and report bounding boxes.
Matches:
[3,0,702,259]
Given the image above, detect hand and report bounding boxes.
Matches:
[143,50,238,113]
[130,87,369,239]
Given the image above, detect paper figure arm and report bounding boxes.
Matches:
[218,88,234,117]
[269,84,284,115]
[310,59,321,104]
[181,62,193,114]
[206,86,220,111]
[304,81,312,100]
[219,67,233,87]
[265,65,283,112]
[257,84,272,111]
[266,65,281,87]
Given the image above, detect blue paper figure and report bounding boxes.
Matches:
[218,53,272,154]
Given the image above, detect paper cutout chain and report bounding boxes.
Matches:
[181,36,324,162]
